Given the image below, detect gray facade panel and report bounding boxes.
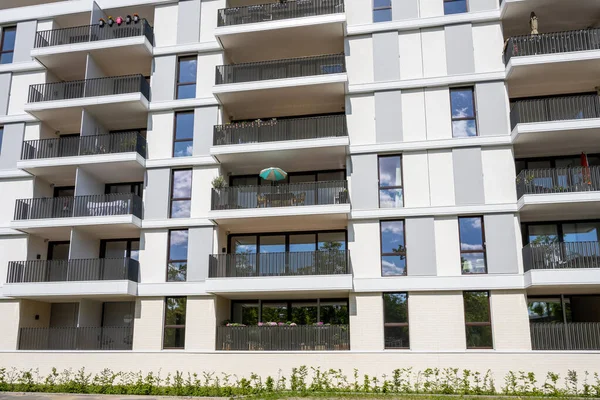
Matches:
[372,32,400,82]
[349,154,379,210]
[151,56,176,102]
[484,214,519,274]
[177,0,201,44]
[375,91,402,143]
[444,24,475,75]
[194,106,218,156]
[406,217,437,276]
[469,0,498,12]
[392,0,419,20]
[187,226,214,281]
[0,123,24,170]
[13,21,37,63]
[452,147,485,205]
[0,73,11,115]
[144,168,171,219]
[475,81,509,136]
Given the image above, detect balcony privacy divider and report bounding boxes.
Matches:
[211,180,348,210]
[34,19,153,48]
[516,166,600,198]
[28,74,150,103]
[216,325,350,351]
[510,94,600,130]
[213,114,347,146]
[504,28,600,64]
[7,258,140,283]
[21,131,147,160]
[523,242,600,271]
[215,54,346,84]
[217,0,344,27]
[18,326,133,350]
[530,323,600,350]
[14,193,143,220]
[209,250,349,277]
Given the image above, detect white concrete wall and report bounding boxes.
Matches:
[349,221,381,279]
[421,28,447,78]
[199,0,225,43]
[403,151,430,207]
[132,297,164,351]
[186,296,218,351]
[19,299,51,329]
[472,22,505,73]
[434,217,461,276]
[0,235,28,285]
[401,90,427,142]
[482,147,516,204]
[78,299,103,327]
[74,168,104,196]
[490,290,532,351]
[350,293,384,351]
[420,0,444,18]
[346,94,375,145]
[398,31,423,80]
[345,36,374,85]
[0,179,34,224]
[153,3,178,47]
[69,228,100,259]
[345,0,372,26]
[424,87,452,140]
[27,234,48,261]
[428,150,455,206]
[139,230,168,283]
[0,301,20,350]
[8,72,46,115]
[147,111,174,160]
[190,166,219,218]
[196,52,223,98]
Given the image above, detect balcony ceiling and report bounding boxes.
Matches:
[513,124,600,158]
[519,197,600,223]
[15,221,141,242]
[0,0,64,10]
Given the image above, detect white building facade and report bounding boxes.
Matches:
[0,0,599,380]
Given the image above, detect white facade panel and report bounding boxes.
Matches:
[403,151,430,207]
[153,4,179,47]
[482,147,517,204]
[147,111,175,160]
[421,28,447,78]
[345,36,374,85]
[428,150,455,206]
[472,22,505,73]
[398,30,423,80]
[434,216,461,276]
[424,87,452,140]
[8,72,46,115]
[346,94,375,145]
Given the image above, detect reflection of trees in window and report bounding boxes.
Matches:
[383,293,409,349]
[163,297,186,349]
[230,299,349,325]
[463,291,493,349]
[528,298,571,323]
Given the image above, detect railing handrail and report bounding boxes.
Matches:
[216,53,345,69]
[507,27,600,42]
[217,0,343,13]
[215,179,347,190]
[509,94,600,129]
[35,18,152,36]
[30,73,145,88]
[516,165,600,197]
[522,241,600,271]
[18,326,134,351]
[517,165,600,175]
[15,192,142,202]
[22,130,143,145]
[530,322,600,350]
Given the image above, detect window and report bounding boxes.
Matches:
[380,220,406,276]
[383,293,409,349]
[463,291,492,349]
[450,87,477,137]
[0,27,16,64]
[378,155,403,208]
[100,239,140,261]
[0,127,3,153]
[459,216,486,274]
[174,111,194,157]
[444,0,468,14]
[170,169,192,218]
[163,297,186,349]
[373,0,392,22]
[176,56,197,99]
[167,230,188,282]
[231,299,349,325]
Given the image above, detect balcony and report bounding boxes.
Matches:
[511,94,600,157]
[530,322,600,350]
[214,54,346,120]
[504,29,600,97]
[32,20,154,81]
[212,115,348,170]
[216,324,349,351]
[516,167,600,221]
[24,75,150,134]
[18,326,133,350]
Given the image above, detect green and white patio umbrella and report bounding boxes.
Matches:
[259,167,287,181]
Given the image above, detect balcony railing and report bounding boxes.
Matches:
[14,193,143,220]
[213,114,347,146]
[516,166,600,198]
[34,19,153,48]
[504,28,600,64]
[510,94,600,130]
[21,131,147,160]
[530,322,600,350]
[217,0,344,27]
[18,326,133,350]
[209,250,349,278]
[523,242,600,271]
[7,258,139,283]
[28,74,150,103]
[211,180,348,210]
[216,325,350,351]
[215,53,346,84]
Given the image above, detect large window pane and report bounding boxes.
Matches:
[379,155,403,208]
[232,302,259,325]
[168,230,188,282]
[320,300,349,324]
[383,293,409,349]
[291,301,318,325]
[318,232,346,251]
[0,27,16,65]
[527,224,559,244]
[373,0,392,23]
[176,57,197,100]
[260,235,286,253]
[261,302,288,323]
[164,297,186,349]
[444,0,467,14]
[385,326,410,348]
[459,217,486,274]
[232,236,257,254]
[381,221,406,276]
[562,222,600,242]
[170,169,192,218]
[463,291,492,349]
[450,88,477,137]
[528,298,565,323]
[289,234,317,252]
[465,325,492,348]
[174,112,194,157]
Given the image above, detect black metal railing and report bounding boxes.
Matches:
[28,74,150,103]
[215,54,346,84]
[7,258,139,283]
[531,323,600,350]
[211,180,348,210]
[213,114,347,146]
[523,241,600,271]
[504,28,600,64]
[14,193,143,220]
[34,19,153,48]
[216,325,350,351]
[217,0,344,27]
[516,166,600,198]
[209,250,349,278]
[510,94,600,130]
[21,131,147,160]
[18,326,133,350]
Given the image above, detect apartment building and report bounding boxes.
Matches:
[0,0,599,379]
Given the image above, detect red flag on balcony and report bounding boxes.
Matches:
[581,152,591,185]
[581,152,590,168]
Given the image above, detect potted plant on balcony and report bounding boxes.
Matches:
[125,15,132,24]
[107,16,115,27]
[212,175,228,210]
[133,13,140,23]
[98,18,106,28]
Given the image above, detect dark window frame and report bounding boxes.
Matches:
[0,26,16,64]
[53,186,75,198]
[380,220,407,276]
[99,238,140,259]
[104,182,143,197]
[373,0,392,23]
[169,168,192,218]
[176,55,197,100]
[167,229,189,282]
[230,298,349,324]
[228,168,347,187]
[521,219,600,246]
[163,296,187,349]
[463,291,493,349]
[444,0,468,14]
[450,87,478,137]
[47,241,70,260]
[173,110,194,157]
[458,216,487,275]
[227,229,348,253]
[378,155,404,208]
[383,292,409,349]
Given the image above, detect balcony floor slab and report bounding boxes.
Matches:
[518,192,600,222]
[525,269,600,294]
[9,216,142,240]
[1,280,137,300]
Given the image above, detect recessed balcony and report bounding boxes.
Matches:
[18,326,133,350]
[504,28,600,97]
[530,322,600,350]
[32,20,154,81]
[511,94,600,157]
[523,241,600,271]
